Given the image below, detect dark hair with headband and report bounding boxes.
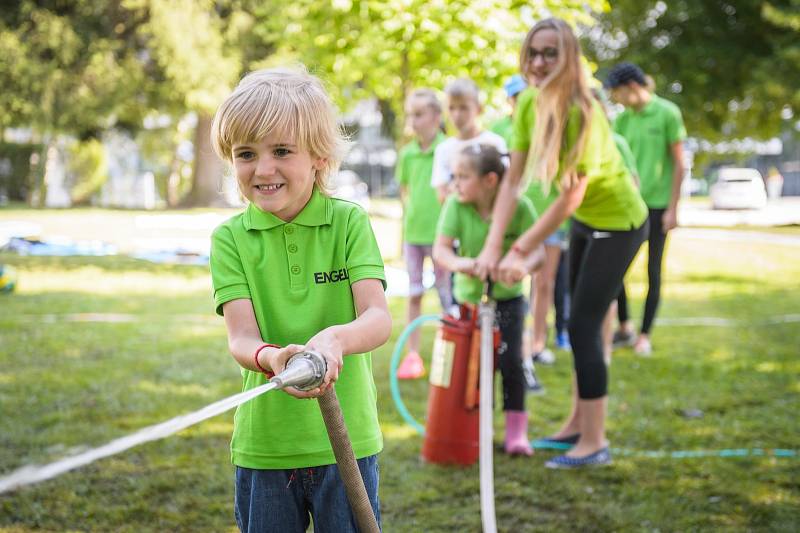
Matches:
[458,144,507,181]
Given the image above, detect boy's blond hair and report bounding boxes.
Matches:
[444,78,481,105]
[406,88,442,114]
[211,65,349,194]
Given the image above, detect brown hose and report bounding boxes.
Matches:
[318,387,380,533]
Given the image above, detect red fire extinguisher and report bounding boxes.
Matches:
[421,304,500,466]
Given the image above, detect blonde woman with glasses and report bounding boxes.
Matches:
[474,18,648,468]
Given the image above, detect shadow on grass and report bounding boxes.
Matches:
[676,271,769,286]
[0,252,209,275]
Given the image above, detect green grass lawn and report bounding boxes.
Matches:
[0,211,798,532]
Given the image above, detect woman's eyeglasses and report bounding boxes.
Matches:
[527,47,558,64]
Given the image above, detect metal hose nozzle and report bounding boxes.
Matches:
[269,351,327,391]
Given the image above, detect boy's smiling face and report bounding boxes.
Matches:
[232,132,325,221]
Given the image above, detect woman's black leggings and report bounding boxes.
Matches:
[569,219,647,399]
[494,296,527,411]
[617,208,667,334]
[554,252,570,334]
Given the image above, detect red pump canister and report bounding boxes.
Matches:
[421,307,498,466]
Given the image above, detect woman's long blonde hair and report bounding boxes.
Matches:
[520,18,593,190]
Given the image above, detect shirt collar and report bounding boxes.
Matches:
[636,94,659,116]
[412,132,446,155]
[243,187,333,231]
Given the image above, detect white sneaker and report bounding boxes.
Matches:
[533,348,555,365]
[634,338,652,356]
[522,359,545,394]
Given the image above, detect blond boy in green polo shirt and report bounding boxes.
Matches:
[395,89,451,379]
[209,66,391,532]
[605,62,687,356]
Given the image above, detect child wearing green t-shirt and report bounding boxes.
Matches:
[395,89,452,380]
[209,66,391,532]
[605,62,687,356]
[433,144,544,456]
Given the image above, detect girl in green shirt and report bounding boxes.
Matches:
[475,18,648,468]
[433,144,544,456]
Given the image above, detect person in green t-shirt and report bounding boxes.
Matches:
[395,89,451,380]
[474,18,649,469]
[209,66,391,532]
[433,144,544,457]
[605,62,687,356]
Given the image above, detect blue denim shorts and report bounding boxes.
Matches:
[234,454,381,533]
[544,229,568,249]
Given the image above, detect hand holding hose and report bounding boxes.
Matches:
[304,327,344,394]
[474,241,502,281]
[496,243,546,286]
[495,245,530,286]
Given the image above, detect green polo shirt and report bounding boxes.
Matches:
[210,188,386,469]
[511,88,647,231]
[489,115,514,145]
[613,94,686,208]
[437,194,536,304]
[396,133,445,245]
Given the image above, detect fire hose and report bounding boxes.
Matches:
[388,282,499,533]
[478,284,498,533]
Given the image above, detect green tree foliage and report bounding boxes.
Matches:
[258,0,607,138]
[1,1,613,205]
[584,0,800,141]
[0,1,275,205]
[0,1,159,137]
[126,0,276,205]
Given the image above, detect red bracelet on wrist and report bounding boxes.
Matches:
[511,243,529,255]
[254,343,281,378]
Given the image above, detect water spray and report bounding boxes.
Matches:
[0,351,381,532]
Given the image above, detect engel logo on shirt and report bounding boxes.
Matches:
[314,268,349,284]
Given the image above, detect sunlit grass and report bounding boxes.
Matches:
[0,211,798,531]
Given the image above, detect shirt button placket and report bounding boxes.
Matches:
[285,224,303,288]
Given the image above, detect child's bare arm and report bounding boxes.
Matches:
[305,278,391,391]
[308,278,391,355]
[433,234,474,274]
[221,299,305,375]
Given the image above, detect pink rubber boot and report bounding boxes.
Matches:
[396,351,425,379]
[504,410,533,456]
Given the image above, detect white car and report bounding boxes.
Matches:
[709,167,767,210]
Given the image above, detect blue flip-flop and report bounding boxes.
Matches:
[531,433,580,450]
[544,447,612,469]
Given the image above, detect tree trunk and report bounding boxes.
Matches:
[183,113,227,207]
